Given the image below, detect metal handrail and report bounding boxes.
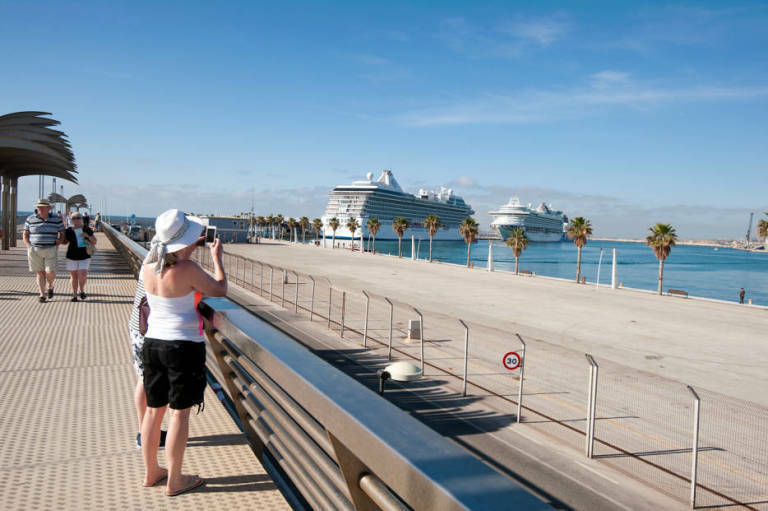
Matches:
[102,222,550,511]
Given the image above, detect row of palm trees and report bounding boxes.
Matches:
[507,216,679,295]
[253,210,725,297]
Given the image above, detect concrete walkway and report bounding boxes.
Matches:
[0,237,289,511]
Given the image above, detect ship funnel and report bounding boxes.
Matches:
[366,172,373,181]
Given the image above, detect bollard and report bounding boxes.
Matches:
[688,385,701,509]
[459,320,469,396]
[362,290,370,347]
[516,333,526,423]
[340,291,346,338]
[385,297,394,361]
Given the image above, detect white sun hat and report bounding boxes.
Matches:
[144,209,205,273]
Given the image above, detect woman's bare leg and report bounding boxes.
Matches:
[69,270,78,297]
[141,405,168,486]
[165,407,199,493]
[134,380,147,429]
[78,269,88,293]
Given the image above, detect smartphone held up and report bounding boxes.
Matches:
[197,226,217,246]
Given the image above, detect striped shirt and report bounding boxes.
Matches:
[129,270,146,333]
[24,212,65,247]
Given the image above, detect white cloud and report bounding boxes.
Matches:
[397,81,768,126]
[496,18,568,46]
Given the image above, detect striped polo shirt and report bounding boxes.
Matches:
[24,212,65,247]
[129,272,146,333]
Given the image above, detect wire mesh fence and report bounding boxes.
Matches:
[193,248,768,509]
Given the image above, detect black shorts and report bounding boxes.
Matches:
[142,338,206,410]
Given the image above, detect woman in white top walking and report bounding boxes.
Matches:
[140,209,227,496]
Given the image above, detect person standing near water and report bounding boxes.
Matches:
[63,212,96,301]
[140,209,227,496]
[739,288,745,304]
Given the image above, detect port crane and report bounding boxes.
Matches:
[745,212,754,247]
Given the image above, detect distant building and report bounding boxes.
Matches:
[200,215,251,243]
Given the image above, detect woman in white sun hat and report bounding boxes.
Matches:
[139,209,227,496]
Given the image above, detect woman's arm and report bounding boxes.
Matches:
[186,239,227,297]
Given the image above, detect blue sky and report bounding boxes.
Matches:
[2,1,767,237]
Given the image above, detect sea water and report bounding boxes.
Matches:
[363,238,768,306]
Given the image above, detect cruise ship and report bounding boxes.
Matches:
[489,197,568,242]
[321,170,474,241]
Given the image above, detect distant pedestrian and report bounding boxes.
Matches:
[83,211,91,229]
[739,288,745,304]
[94,212,101,230]
[63,212,97,301]
[23,199,65,302]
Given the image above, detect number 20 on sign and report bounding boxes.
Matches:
[503,351,521,371]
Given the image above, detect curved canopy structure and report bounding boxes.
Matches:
[1,112,77,249]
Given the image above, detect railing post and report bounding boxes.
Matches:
[281,269,286,308]
[341,291,346,338]
[459,320,469,396]
[412,307,424,372]
[250,259,254,292]
[258,262,264,297]
[516,333,526,423]
[385,297,393,361]
[293,271,299,313]
[309,276,315,321]
[688,385,701,509]
[269,265,274,301]
[362,290,370,347]
[327,287,333,329]
[584,354,598,458]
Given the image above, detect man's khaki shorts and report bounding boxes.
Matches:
[28,246,59,272]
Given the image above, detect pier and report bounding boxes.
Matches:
[1,228,550,510]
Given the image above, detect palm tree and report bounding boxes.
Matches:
[299,216,310,244]
[286,217,297,243]
[646,223,678,295]
[312,218,323,242]
[424,214,441,262]
[346,218,359,249]
[328,217,340,248]
[266,214,275,239]
[366,217,381,254]
[275,214,284,240]
[392,217,409,258]
[459,217,479,267]
[757,212,768,245]
[505,227,529,275]
[256,216,266,238]
[567,217,593,283]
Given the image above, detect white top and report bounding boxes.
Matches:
[145,291,205,342]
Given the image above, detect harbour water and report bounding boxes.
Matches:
[364,238,768,306]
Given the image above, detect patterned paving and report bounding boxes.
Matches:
[0,237,290,510]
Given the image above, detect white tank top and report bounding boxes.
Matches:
[145,291,205,342]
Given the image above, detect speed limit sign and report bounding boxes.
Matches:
[503,351,521,370]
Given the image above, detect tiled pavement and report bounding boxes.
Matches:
[0,236,289,510]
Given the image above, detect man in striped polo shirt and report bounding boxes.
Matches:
[23,198,66,302]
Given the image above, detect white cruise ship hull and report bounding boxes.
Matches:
[494,224,563,242]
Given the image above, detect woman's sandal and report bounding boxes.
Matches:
[166,476,205,497]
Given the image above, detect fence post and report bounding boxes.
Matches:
[293,271,299,313]
[250,259,254,292]
[327,287,332,329]
[269,265,274,301]
[688,385,701,509]
[412,307,424,372]
[362,290,370,347]
[309,276,315,321]
[385,297,393,361]
[340,291,346,338]
[459,319,469,396]
[584,354,598,458]
[258,262,264,297]
[516,333,526,423]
